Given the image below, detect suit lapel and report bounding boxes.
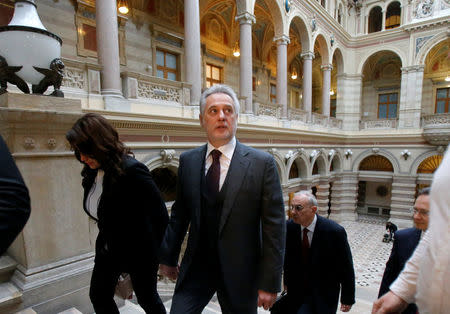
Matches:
[219,141,250,236]
[310,215,321,261]
[190,145,206,228]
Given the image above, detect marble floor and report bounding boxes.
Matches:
[120,214,393,314]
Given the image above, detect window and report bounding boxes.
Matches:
[436,88,450,113]
[270,84,276,103]
[330,98,336,117]
[386,2,401,29]
[368,7,382,33]
[378,93,398,119]
[252,76,256,92]
[0,0,14,26]
[206,64,222,87]
[156,49,178,81]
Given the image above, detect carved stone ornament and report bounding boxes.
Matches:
[415,0,434,19]
[24,137,35,149]
[47,138,56,149]
[311,16,317,32]
[160,149,175,165]
[372,147,380,154]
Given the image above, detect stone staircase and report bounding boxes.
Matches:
[0,255,22,311]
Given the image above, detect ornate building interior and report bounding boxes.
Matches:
[0,0,449,312]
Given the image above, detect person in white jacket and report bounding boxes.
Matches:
[372,148,450,314]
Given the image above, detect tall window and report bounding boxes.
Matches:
[436,88,450,113]
[378,93,398,119]
[0,0,13,26]
[330,98,337,117]
[368,7,382,33]
[386,2,401,29]
[206,64,222,87]
[270,84,276,103]
[156,49,177,81]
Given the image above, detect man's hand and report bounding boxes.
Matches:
[257,290,277,310]
[340,304,352,312]
[372,291,408,314]
[159,264,179,280]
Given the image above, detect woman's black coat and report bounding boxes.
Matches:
[82,156,169,269]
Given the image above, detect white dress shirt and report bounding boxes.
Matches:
[85,169,104,220]
[301,214,317,246]
[390,147,450,313]
[204,137,236,191]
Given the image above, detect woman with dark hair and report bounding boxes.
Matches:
[66,113,168,314]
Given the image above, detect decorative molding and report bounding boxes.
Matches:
[273,35,290,45]
[415,35,433,56]
[235,12,256,25]
[414,0,434,19]
[138,81,182,102]
[62,67,86,90]
[24,137,35,150]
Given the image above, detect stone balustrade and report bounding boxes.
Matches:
[359,118,398,129]
[288,107,308,122]
[422,113,450,145]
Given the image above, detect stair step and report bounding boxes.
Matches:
[58,308,83,314]
[15,308,37,314]
[0,281,22,307]
[0,256,17,283]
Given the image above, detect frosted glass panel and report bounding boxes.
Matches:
[379,104,387,118]
[157,70,164,78]
[156,50,164,66]
[167,72,176,81]
[212,67,220,80]
[436,100,446,113]
[166,53,176,69]
[388,104,397,118]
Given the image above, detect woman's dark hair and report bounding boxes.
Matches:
[66,113,131,180]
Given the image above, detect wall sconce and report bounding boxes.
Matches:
[310,149,318,161]
[232,41,240,57]
[285,150,294,160]
[401,149,411,160]
[344,149,353,159]
[291,67,298,80]
[329,90,335,96]
[328,149,335,160]
[117,0,129,14]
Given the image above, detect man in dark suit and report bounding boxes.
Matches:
[159,84,286,313]
[284,191,355,314]
[0,134,31,256]
[378,187,430,314]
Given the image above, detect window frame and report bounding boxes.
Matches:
[205,63,223,87]
[435,87,450,114]
[377,92,398,119]
[156,48,179,81]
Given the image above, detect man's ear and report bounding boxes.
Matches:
[312,206,318,213]
[199,114,204,127]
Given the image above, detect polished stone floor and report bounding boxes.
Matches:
[120,214,393,313]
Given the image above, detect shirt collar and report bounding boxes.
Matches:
[206,137,236,160]
[302,214,317,233]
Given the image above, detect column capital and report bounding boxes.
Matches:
[401,65,425,73]
[301,51,315,60]
[273,35,290,45]
[235,12,256,25]
[320,64,333,71]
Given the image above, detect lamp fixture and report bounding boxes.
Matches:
[309,149,318,161]
[344,149,353,159]
[445,76,450,82]
[118,0,129,14]
[401,149,411,160]
[329,90,335,96]
[291,67,298,80]
[233,41,240,57]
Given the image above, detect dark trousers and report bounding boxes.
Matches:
[170,264,256,314]
[89,252,166,314]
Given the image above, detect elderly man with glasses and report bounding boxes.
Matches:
[282,190,355,314]
[377,187,430,314]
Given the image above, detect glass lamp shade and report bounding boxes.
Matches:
[0,0,62,85]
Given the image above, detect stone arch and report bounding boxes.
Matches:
[368,5,383,33]
[330,152,343,172]
[267,149,287,184]
[287,10,312,52]
[385,1,401,29]
[416,32,450,65]
[311,153,327,176]
[250,0,286,37]
[410,150,444,174]
[312,33,330,65]
[352,149,400,173]
[144,152,180,202]
[287,153,309,181]
[358,48,405,74]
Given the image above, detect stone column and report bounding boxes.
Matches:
[337,172,358,221]
[382,10,386,31]
[184,0,202,106]
[321,64,332,117]
[301,52,314,120]
[275,35,289,119]
[364,14,369,34]
[389,175,416,228]
[398,66,424,128]
[96,0,122,98]
[316,179,330,217]
[329,178,343,222]
[336,74,362,130]
[236,12,255,114]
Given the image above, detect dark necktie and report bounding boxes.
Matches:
[302,228,309,263]
[206,149,221,196]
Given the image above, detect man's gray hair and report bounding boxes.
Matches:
[199,84,240,115]
[294,190,318,207]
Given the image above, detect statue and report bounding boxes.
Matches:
[0,55,30,94]
[32,58,65,97]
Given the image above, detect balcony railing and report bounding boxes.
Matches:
[422,113,450,145]
[254,102,281,119]
[360,118,398,130]
[288,107,308,123]
[422,112,450,126]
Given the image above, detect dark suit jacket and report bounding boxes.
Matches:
[160,141,286,307]
[378,228,421,314]
[0,135,31,256]
[83,156,168,268]
[284,216,355,314]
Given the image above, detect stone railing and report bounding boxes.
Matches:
[311,113,329,127]
[360,118,398,129]
[288,107,308,123]
[329,117,343,129]
[422,113,450,145]
[254,102,281,118]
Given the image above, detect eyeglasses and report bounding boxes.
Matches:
[411,207,429,216]
[290,204,305,211]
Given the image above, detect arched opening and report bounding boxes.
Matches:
[358,155,394,217]
[386,2,401,29]
[361,51,402,127]
[417,155,443,174]
[289,162,299,179]
[150,167,177,202]
[368,6,382,33]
